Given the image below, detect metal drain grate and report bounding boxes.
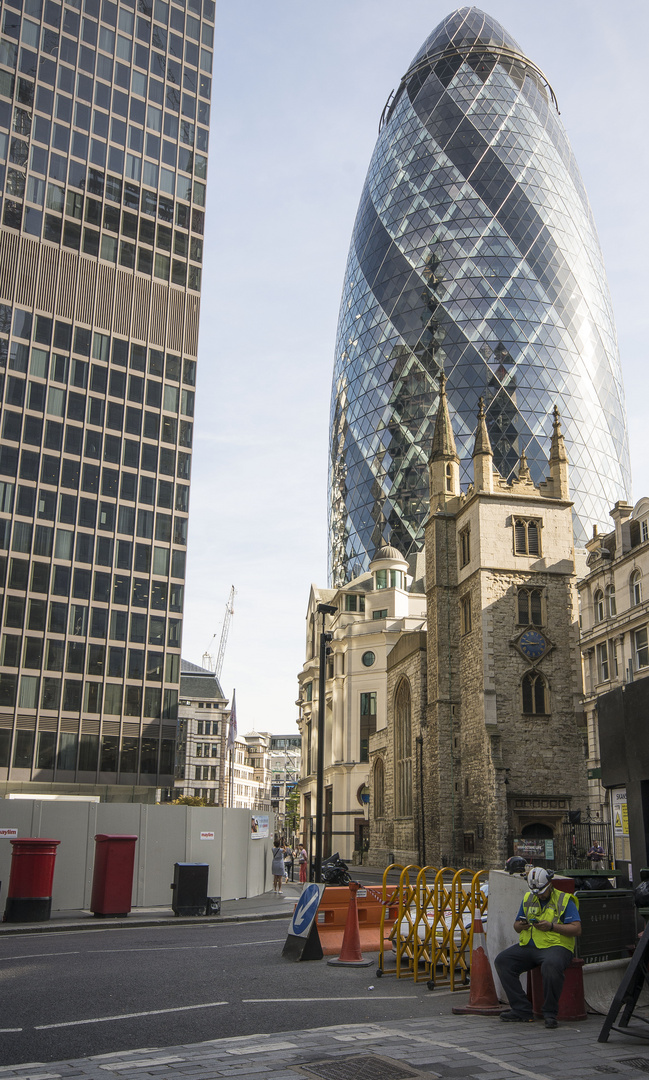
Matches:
[618,1060,649,1073]
[299,1055,421,1080]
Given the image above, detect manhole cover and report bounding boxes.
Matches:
[300,1055,422,1080]
[618,1060,649,1073]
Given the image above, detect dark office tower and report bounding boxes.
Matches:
[0,0,213,793]
[329,6,630,585]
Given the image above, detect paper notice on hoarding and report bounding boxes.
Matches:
[0,828,18,838]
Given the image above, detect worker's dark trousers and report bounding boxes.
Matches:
[495,943,572,1019]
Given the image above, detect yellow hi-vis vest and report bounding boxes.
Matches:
[519,888,579,953]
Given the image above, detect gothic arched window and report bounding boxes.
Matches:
[394,678,412,817]
[373,757,384,820]
[522,672,549,715]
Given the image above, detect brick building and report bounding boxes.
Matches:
[370,379,588,869]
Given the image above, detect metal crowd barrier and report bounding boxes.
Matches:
[376,862,487,990]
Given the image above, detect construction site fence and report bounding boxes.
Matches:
[376,863,488,990]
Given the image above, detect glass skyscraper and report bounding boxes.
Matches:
[329,6,630,585]
[0,0,212,789]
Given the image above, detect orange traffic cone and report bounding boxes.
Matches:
[327,881,374,967]
[452,917,503,1015]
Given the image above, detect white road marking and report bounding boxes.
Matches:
[99,1056,183,1071]
[35,1001,228,1030]
[89,946,217,953]
[0,1027,22,1033]
[223,938,284,946]
[0,952,80,961]
[243,996,417,1002]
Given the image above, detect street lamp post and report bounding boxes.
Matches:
[314,602,337,883]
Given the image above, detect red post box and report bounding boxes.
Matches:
[3,838,60,922]
[90,834,138,917]
[527,957,587,1021]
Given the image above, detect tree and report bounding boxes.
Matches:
[172,795,209,807]
[285,789,300,839]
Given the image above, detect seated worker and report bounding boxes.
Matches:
[495,867,581,1029]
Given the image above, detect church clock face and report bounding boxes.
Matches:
[519,629,548,661]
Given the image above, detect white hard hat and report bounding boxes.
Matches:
[527,867,554,894]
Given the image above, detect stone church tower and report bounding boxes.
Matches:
[373,379,588,869]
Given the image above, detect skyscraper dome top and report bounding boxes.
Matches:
[382,7,558,131]
[412,6,522,64]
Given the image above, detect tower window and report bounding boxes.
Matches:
[445,462,452,493]
[460,594,472,635]
[594,590,604,622]
[522,672,548,715]
[517,587,543,626]
[459,527,470,568]
[606,584,616,617]
[514,518,541,556]
[631,570,642,607]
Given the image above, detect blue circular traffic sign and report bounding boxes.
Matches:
[291,883,321,936]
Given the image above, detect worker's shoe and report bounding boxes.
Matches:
[500,1010,534,1023]
[544,1017,558,1029]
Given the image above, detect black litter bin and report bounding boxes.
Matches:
[171,862,209,915]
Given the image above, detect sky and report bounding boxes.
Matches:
[181,0,649,734]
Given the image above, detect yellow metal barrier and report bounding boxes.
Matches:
[376,862,488,991]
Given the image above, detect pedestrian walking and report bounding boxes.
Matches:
[298,844,308,885]
[495,867,581,1029]
[283,844,293,882]
[271,836,285,895]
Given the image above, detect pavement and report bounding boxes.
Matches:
[0,884,298,935]
[2,873,649,1078]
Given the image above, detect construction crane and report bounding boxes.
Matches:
[202,586,236,681]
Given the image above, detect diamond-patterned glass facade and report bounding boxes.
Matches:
[329,6,630,586]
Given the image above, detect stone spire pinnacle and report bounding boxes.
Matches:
[472,396,494,493]
[518,448,531,481]
[430,372,458,462]
[428,372,460,505]
[550,404,568,463]
[472,397,492,457]
[548,403,570,499]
